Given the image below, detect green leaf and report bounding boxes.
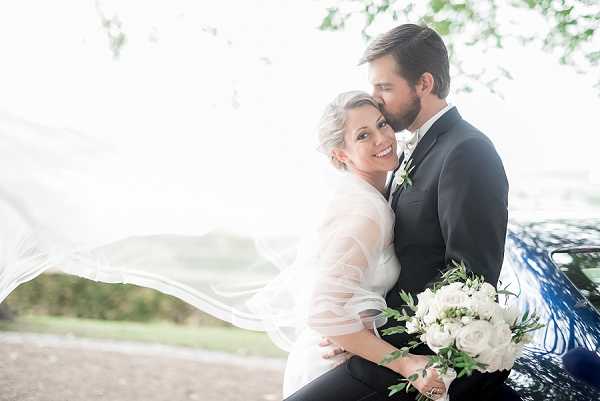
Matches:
[497,289,518,297]
[318,8,338,31]
[388,382,407,396]
[434,19,452,36]
[399,291,416,309]
[380,349,408,365]
[383,307,403,320]
[382,326,407,336]
[431,0,446,13]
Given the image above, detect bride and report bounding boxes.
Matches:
[248,90,446,398]
[0,90,446,400]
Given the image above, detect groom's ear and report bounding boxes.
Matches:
[416,72,435,97]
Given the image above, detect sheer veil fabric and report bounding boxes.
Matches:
[1,112,402,397]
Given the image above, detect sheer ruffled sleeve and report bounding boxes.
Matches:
[245,176,394,348]
[305,191,391,337]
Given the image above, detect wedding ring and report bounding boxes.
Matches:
[426,387,443,399]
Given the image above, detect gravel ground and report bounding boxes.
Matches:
[1,332,285,401]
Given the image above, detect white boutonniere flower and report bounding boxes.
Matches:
[394,158,415,190]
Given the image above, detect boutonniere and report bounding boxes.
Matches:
[394,158,415,190]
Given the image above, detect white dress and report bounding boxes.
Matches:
[282,245,401,397]
[0,130,401,398]
[244,173,401,398]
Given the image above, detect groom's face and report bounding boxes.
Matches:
[368,54,421,132]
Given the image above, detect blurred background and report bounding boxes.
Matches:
[1,1,599,400]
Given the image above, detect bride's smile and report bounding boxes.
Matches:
[374,145,393,158]
[321,94,399,194]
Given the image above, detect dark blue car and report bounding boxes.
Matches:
[499,217,600,400]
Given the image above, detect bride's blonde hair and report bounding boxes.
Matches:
[317,91,381,170]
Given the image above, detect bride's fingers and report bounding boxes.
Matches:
[423,383,446,399]
[321,347,346,359]
[332,352,353,367]
[318,337,332,347]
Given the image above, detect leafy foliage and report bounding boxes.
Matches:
[319,0,600,94]
[2,273,228,326]
[380,260,544,400]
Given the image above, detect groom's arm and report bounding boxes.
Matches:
[437,135,509,285]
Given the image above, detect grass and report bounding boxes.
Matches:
[0,315,286,358]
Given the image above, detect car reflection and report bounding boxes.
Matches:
[498,218,600,400]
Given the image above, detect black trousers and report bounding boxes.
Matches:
[284,359,386,401]
[284,351,511,401]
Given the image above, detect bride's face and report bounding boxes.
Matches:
[333,105,398,173]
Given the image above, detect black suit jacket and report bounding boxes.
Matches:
[348,107,510,398]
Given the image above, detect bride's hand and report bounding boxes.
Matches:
[319,337,353,365]
[404,355,446,400]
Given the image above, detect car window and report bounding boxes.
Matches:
[552,250,600,310]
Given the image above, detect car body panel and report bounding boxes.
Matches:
[499,219,600,400]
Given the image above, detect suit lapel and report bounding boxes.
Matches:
[390,107,462,205]
[385,152,404,199]
[410,107,462,170]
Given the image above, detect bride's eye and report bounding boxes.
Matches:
[378,120,388,129]
[357,131,368,140]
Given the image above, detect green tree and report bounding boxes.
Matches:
[320,0,600,94]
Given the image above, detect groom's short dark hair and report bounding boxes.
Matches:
[360,24,450,99]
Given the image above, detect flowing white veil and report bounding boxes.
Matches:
[0,106,394,352]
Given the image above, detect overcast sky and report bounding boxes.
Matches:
[1,1,598,237]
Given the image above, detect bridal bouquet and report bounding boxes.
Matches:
[381,261,544,399]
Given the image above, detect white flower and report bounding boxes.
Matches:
[501,304,521,327]
[415,288,434,318]
[423,309,439,325]
[478,282,497,300]
[490,303,508,324]
[442,322,462,338]
[490,322,512,349]
[461,316,474,325]
[393,159,415,189]
[423,323,454,353]
[477,348,505,372]
[469,298,501,321]
[435,284,469,310]
[446,282,465,291]
[455,320,494,356]
[406,317,420,334]
[499,343,523,371]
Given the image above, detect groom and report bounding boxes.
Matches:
[285,24,509,400]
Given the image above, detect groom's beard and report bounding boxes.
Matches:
[384,92,421,132]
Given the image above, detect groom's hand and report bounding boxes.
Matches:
[319,337,351,364]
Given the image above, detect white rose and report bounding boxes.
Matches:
[423,304,440,325]
[489,303,507,324]
[455,320,494,356]
[501,305,520,327]
[461,316,474,325]
[440,317,462,327]
[447,282,465,291]
[477,348,504,372]
[499,343,522,371]
[478,282,497,300]
[415,288,435,318]
[469,298,497,320]
[490,322,512,348]
[435,285,469,310]
[406,317,420,334]
[443,322,462,338]
[423,323,454,353]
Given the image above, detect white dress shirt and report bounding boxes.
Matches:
[400,103,455,162]
[388,104,455,200]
